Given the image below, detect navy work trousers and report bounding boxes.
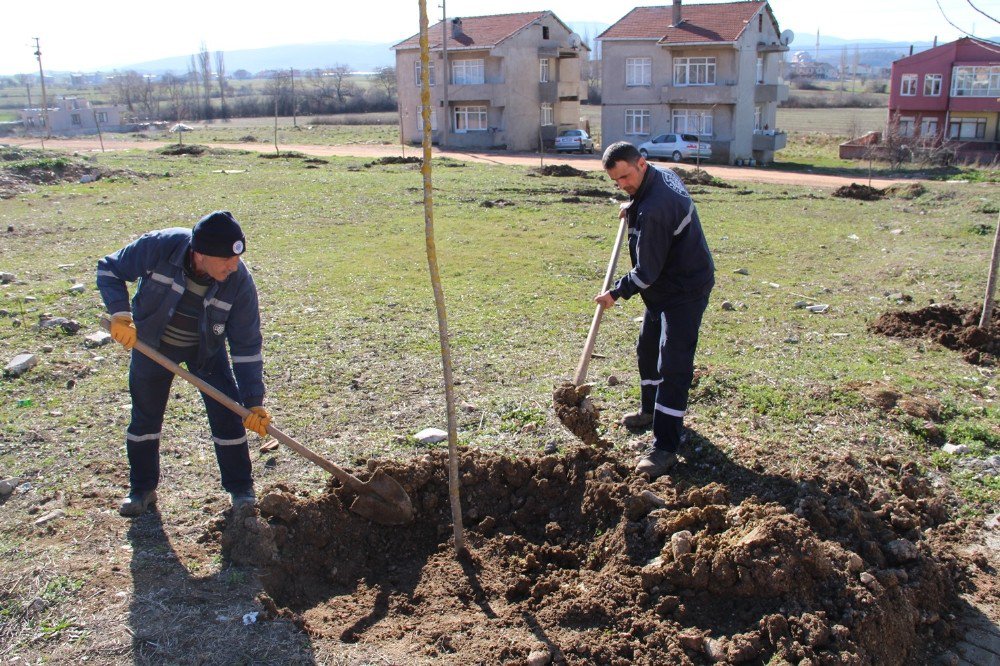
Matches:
[125,344,252,494]
[636,294,710,453]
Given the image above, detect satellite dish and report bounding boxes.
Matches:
[780,29,795,46]
[568,33,582,48]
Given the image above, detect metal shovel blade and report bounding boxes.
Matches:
[348,469,414,525]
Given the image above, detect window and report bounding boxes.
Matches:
[416,105,438,131]
[674,57,716,86]
[900,74,917,96]
[896,116,915,137]
[542,26,550,40]
[414,60,436,86]
[951,65,1000,97]
[540,103,553,126]
[948,117,986,139]
[923,74,941,96]
[71,113,82,126]
[625,57,651,87]
[754,105,762,131]
[540,58,550,83]
[757,57,764,84]
[625,109,650,135]
[452,59,484,85]
[454,106,487,132]
[920,118,938,137]
[95,111,108,123]
[672,109,712,136]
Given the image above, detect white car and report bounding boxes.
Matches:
[554,129,595,154]
[637,133,712,162]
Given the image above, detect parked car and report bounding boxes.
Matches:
[555,129,595,154]
[636,133,711,162]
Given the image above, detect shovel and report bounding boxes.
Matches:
[99,315,414,525]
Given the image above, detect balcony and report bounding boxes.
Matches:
[557,80,580,100]
[754,83,789,104]
[661,82,737,105]
[447,82,504,107]
[752,130,787,151]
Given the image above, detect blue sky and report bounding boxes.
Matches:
[2,0,996,73]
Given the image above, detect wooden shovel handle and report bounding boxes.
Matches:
[573,214,629,385]
[98,315,369,495]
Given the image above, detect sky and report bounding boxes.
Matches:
[2,0,997,74]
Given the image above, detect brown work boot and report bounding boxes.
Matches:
[635,447,678,480]
[118,490,157,517]
[621,411,654,429]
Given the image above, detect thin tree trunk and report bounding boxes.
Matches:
[980,210,1000,329]
[418,0,465,555]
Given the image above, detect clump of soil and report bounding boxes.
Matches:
[671,166,730,188]
[870,304,1000,365]
[366,156,422,167]
[157,143,208,156]
[534,164,587,178]
[833,183,885,200]
[552,381,606,447]
[220,447,964,664]
[885,182,927,199]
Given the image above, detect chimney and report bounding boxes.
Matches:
[451,17,463,38]
[671,0,682,27]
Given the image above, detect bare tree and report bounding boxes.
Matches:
[264,70,294,116]
[372,65,397,100]
[215,51,228,120]
[160,73,188,121]
[197,43,213,119]
[17,74,32,107]
[328,64,356,104]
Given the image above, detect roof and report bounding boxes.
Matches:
[598,1,768,44]
[393,11,551,50]
[892,37,1000,67]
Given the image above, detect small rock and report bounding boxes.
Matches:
[721,300,735,311]
[607,375,620,386]
[68,283,86,294]
[527,649,551,666]
[25,597,46,617]
[806,304,829,313]
[794,300,809,309]
[733,268,749,275]
[704,637,728,662]
[784,335,799,344]
[84,331,112,347]
[639,489,666,509]
[942,443,969,455]
[678,631,705,651]
[671,530,693,558]
[460,402,477,413]
[42,345,54,353]
[4,353,38,378]
[860,571,877,587]
[0,272,15,284]
[543,443,558,455]
[884,539,919,564]
[34,509,66,526]
[414,427,447,444]
[0,478,16,496]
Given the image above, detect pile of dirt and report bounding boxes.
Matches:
[833,183,885,201]
[885,183,927,199]
[671,167,730,188]
[220,447,966,664]
[870,304,1000,365]
[157,143,208,156]
[0,150,114,199]
[534,164,587,178]
[366,156,422,167]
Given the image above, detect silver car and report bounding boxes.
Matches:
[637,133,712,162]
[555,129,595,154]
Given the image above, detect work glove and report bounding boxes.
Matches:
[243,406,272,437]
[109,312,137,350]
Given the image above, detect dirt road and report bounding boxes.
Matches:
[6,136,910,189]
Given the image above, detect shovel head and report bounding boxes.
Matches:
[348,468,415,525]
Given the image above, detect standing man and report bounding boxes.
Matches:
[594,142,714,479]
[97,211,271,516]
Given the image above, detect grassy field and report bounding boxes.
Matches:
[0,145,997,661]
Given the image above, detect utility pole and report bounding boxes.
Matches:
[440,0,449,147]
[33,38,51,141]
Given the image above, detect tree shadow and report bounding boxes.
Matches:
[127,508,316,665]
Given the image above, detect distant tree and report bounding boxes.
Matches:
[328,64,356,104]
[232,69,252,81]
[372,65,397,100]
[159,73,188,121]
[17,74,32,107]
[215,51,228,120]
[264,70,294,116]
[197,43,213,119]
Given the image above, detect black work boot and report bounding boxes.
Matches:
[119,490,157,517]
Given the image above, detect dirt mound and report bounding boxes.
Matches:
[219,447,964,664]
[671,167,730,188]
[366,156,422,167]
[0,149,117,199]
[885,182,927,199]
[157,143,208,156]
[833,183,884,201]
[870,304,1000,365]
[534,164,587,178]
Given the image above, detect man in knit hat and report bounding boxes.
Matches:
[97,211,271,516]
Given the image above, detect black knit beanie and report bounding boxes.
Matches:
[191,211,246,257]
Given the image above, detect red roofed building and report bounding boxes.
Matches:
[887,38,999,161]
[598,0,789,164]
[393,11,589,150]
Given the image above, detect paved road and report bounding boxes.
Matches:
[6,136,911,190]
